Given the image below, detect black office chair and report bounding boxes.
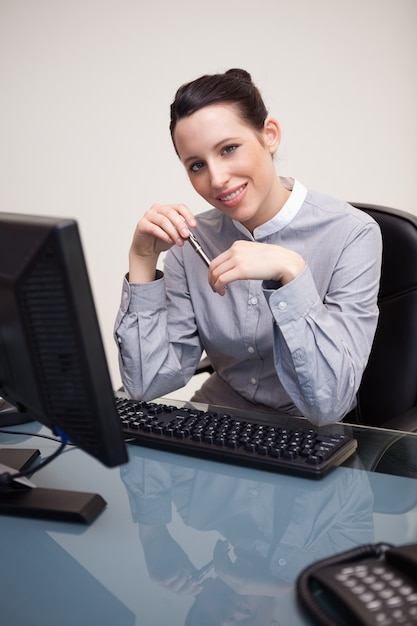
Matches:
[345,203,417,432]
[195,203,417,432]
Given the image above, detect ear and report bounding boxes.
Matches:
[263,117,281,154]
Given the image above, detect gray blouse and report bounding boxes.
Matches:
[114,178,382,426]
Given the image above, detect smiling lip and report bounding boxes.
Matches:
[216,183,247,206]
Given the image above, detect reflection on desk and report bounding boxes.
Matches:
[121,443,417,626]
[1,412,417,625]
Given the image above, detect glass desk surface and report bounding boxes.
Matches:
[1,399,417,626]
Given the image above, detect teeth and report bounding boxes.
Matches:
[220,185,245,202]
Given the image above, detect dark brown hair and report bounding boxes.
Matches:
[170,68,268,148]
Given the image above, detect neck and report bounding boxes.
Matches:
[241,175,291,234]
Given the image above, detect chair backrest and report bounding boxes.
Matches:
[350,203,417,427]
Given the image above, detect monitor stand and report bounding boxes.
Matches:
[0,448,106,524]
[0,399,34,427]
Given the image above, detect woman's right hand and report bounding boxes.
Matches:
[128,203,197,283]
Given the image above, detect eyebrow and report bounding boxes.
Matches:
[182,137,240,165]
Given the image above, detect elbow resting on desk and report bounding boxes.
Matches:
[287,372,359,427]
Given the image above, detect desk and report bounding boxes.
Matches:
[1,400,417,625]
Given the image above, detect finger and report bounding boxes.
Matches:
[169,569,202,595]
[152,204,196,244]
[214,543,232,559]
[171,204,197,230]
[209,259,236,294]
[146,207,187,245]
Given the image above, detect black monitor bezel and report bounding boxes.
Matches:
[0,212,128,468]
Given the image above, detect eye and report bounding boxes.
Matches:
[190,161,205,173]
[222,144,238,155]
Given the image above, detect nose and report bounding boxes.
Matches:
[208,160,229,189]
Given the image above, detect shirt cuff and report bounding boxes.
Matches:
[263,265,320,324]
[120,271,165,312]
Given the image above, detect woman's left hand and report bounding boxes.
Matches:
[208,241,305,295]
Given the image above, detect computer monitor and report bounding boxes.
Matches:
[0,212,128,520]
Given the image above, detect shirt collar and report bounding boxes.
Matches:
[233,177,307,240]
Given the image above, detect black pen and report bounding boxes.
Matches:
[187,560,214,583]
[187,231,211,268]
[196,560,214,580]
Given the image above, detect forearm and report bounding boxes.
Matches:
[274,305,368,425]
[128,250,159,284]
[114,274,202,400]
[265,265,380,426]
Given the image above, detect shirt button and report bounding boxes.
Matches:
[123,291,129,300]
[250,378,257,385]
[248,346,255,354]
[277,301,287,311]
[293,349,302,362]
[249,297,259,305]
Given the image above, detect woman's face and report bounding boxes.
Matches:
[173,104,283,233]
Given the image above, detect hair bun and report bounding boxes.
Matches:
[170,67,267,138]
[225,68,252,83]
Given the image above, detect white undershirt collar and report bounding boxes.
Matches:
[233,177,307,240]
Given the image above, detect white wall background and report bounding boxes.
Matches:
[1,0,416,395]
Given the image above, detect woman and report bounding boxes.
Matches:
[115,68,382,426]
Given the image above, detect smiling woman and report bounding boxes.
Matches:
[114,68,383,427]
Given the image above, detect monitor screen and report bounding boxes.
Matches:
[0,212,128,469]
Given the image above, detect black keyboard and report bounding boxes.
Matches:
[115,397,357,479]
